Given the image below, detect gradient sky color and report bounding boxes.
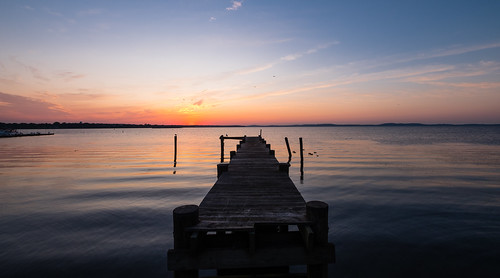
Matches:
[1,0,499,125]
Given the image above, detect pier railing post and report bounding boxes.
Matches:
[173,205,200,278]
[306,201,329,278]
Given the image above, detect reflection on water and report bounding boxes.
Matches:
[1,126,499,277]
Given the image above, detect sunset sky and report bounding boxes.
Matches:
[1,1,499,125]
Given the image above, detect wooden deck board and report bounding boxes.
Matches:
[192,136,307,231]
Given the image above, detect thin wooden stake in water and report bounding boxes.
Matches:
[285,137,292,163]
[299,137,304,180]
[220,135,224,162]
[174,134,177,167]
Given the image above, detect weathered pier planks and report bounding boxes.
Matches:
[167,136,335,277]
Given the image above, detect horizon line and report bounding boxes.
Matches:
[2,122,500,128]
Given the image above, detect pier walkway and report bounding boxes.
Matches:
[167,136,335,277]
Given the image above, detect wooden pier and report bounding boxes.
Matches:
[167,136,335,277]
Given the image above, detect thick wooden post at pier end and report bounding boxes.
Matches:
[168,136,335,277]
[306,201,331,278]
[172,205,200,278]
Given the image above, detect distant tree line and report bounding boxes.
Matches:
[0,122,245,129]
[1,122,178,129]
[1,122,496,129]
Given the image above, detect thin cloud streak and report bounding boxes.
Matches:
[8,56,50,82]
[57,71,86,82]
[237,42,338,75]
[230,62,492,103]
[353,42,500,72]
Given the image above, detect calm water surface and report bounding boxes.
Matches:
[1,126,499,277]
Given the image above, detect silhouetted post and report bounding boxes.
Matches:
[299,137,304,180]
[217,163,229,178]
[220,135,224,162]
[174,134,178,167]
[285,137,292,163]
[306,201,329,278]
[259,129,262,137]
[279,162,290,175]
[173,204,199,278]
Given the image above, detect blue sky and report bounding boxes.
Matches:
[1,0,499,124]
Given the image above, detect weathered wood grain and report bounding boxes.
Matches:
[192,136,307,231]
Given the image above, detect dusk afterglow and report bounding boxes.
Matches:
[1,1,499,125]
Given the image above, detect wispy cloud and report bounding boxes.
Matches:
[209,16,217,22]
[238,42,338,75]
[280,42,339,62]
[0,92,70,122]
[237,63,274,75]
[9,56,50,81]
[28,66,50,81]
[57,71,86,82]
[349,42,500,72]
[45,8,63,17]
[421,42,500,61]
[226,1,242,11]
[230,64,467,103]
[429,82,500,89]
[404,61,500,85]
[77,9,103,16]
[44,7,76,25]
[57,92,108,101]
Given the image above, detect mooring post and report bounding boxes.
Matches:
[285,137,292,163]
[306,201,329,278]
[279,162,290,175]
[173,204,200,278]
[299,137,304,180]
[174,134,178,167]
[217,163,229,178]
[220,135,224,162]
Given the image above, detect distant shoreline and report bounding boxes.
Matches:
[1,122,499,129]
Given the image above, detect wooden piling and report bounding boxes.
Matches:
[299,137,304,180]
[173,204,200,278]
[279,162,290,174]
[285,137,292,163]
[306,201,329,245]
[220,135,224,162]
[217,163,229,178]
[174,134,178,167]
[306,201,330,278]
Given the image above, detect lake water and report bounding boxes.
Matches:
[1,126,499,277]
